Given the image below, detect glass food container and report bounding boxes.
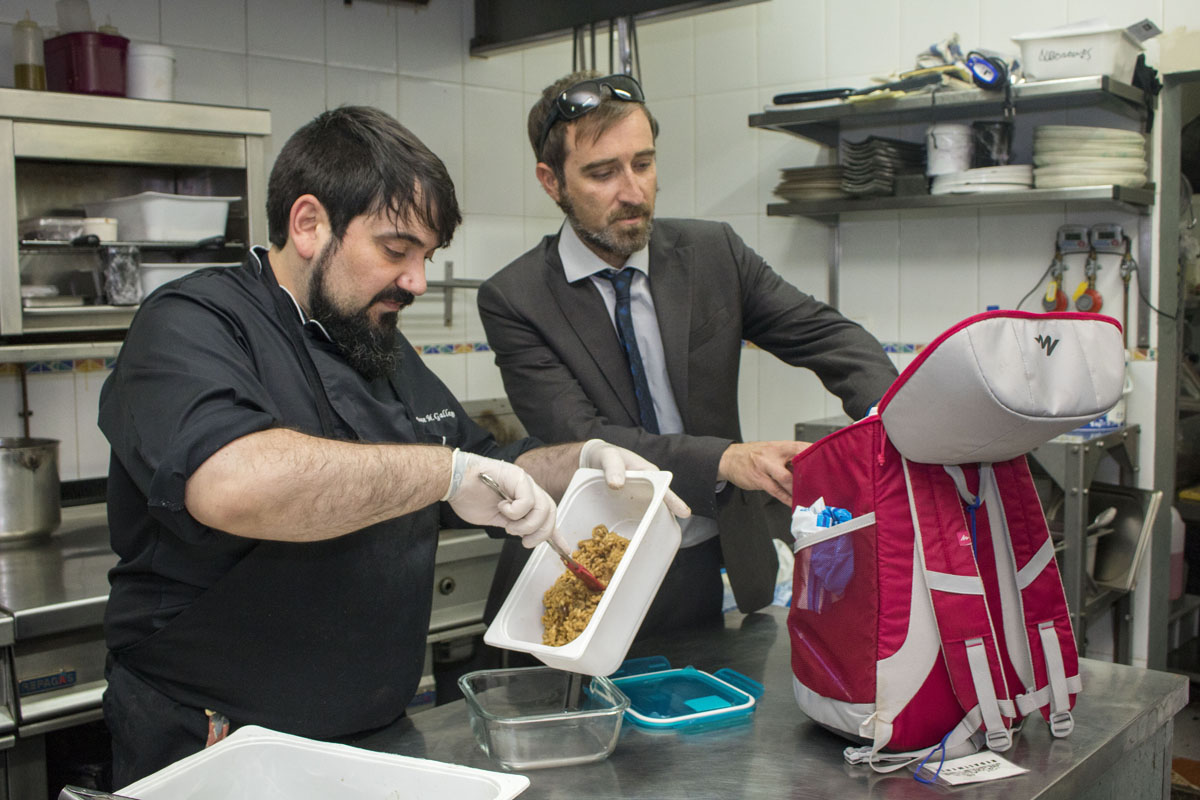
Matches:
[458,666,629,770]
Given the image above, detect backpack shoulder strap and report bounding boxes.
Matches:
[983,457,1081,736]
[905,457,1015,752]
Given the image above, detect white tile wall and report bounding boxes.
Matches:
[520,37,570,94]
[839,212,901,339]
[92,0,159,42]
[327,66,398,118]
[694,89,759,217]
[396,0,466,84]
[756,0,824,88]
[461,85,525,215]
[826,0,900,81]
[0,0,1187,486]
[247,0,324,63]
[461,213,527,282]
[324,0,396,73]
[650,95,696,219]
[161,0,246,54]
[465,350,506,400]
[756,215,830,302]
[173,46,247,107]
[1164,0,1200,30]
[899,0,979,66]
[693,4,757,95]
[24,371,80,479]
[398,77,465,195]
[636,16,695,100]
[74,366,111,478]
[247,55,326,165]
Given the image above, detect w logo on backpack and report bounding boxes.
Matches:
[1035,334,1059,356]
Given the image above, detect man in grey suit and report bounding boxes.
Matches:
[478,71,898,634]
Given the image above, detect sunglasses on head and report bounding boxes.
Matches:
[536,74,646,158]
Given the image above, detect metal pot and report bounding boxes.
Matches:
[0,437,61,542]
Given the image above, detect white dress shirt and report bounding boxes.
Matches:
[558,222,719,548]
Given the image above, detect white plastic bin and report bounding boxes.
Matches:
[118,725,530,799]
[84,191,238,242]
[1013,21,1144,82]
[485,469,681,676]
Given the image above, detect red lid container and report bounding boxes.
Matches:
[44,32,129,96]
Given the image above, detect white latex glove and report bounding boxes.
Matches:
[578,439,691,518]
[442,450,566,550]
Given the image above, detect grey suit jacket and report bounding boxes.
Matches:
[478,218,898,612]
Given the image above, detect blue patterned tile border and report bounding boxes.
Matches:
[418,342,492,356]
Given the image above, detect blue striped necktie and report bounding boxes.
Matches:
[598,267,660,434]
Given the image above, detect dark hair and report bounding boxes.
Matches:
[528,71,659,185]
[266,105,462,249]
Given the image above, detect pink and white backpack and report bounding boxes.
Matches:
[787,310,1126,769]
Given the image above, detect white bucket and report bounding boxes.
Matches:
[127,43,175,101]
[925,123,974,176]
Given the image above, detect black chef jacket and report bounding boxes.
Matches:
[99,246,537,738]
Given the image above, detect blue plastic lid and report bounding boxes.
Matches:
[611,666,758,729]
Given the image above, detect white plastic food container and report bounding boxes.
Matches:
[84,191,239,242]
[485,468,681,676]
[118,725,530,799]
[139,262,238,296]
[1013,21,1144,82]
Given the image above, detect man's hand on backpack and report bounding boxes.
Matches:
[718,440,809,505]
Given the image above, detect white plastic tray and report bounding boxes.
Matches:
[118,725,530,799]
[485,469,681,676]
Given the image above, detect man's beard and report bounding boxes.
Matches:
[306,240,414,380]
[560,194,653,261]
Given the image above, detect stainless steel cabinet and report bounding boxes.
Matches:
[0,89,270,361]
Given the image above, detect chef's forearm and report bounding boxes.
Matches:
[184,428,452,541]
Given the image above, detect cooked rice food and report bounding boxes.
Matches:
[542,525,630,647]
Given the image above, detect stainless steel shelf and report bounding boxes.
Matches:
[749,75,1148,147]
[0,87,270,136]
[19,239,244,251]
[768,184,1156,222]
[0,341,122,361]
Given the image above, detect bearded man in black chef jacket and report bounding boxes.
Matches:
[98,105,688,788]
[477,72,898,636]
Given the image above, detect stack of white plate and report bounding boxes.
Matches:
[773,165,849,202]
[930,165,1033,195]
[1033,125,1147,189]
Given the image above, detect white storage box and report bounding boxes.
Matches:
[84,191,238,242]
[485,469,681,676]
[118,725,530,799]
[1013,21,1143,82]
[140,262,238,296]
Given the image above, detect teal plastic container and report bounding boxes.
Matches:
[611,661,763,731]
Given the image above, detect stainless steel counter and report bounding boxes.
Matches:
[0,503,113,640]
[351,606,1189,799]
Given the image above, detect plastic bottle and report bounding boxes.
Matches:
[97,15,119,35]
[12,11,47,91]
